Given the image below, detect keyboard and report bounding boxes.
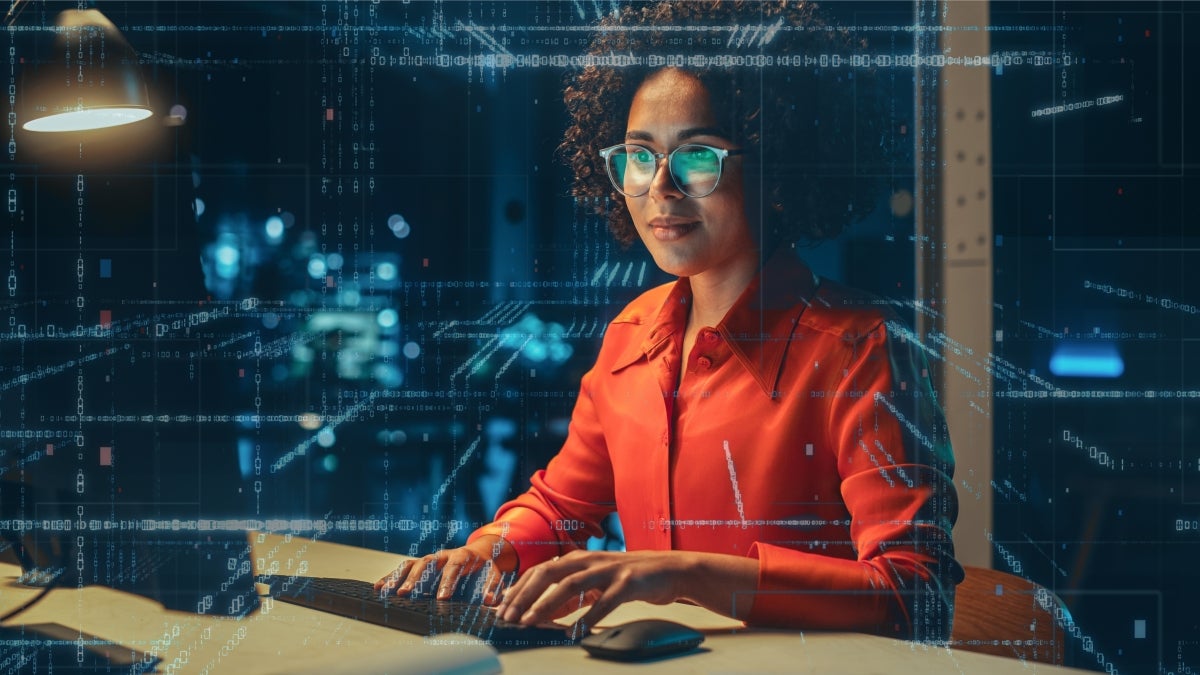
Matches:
[258,576,579,650]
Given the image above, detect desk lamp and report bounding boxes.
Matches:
[21,8,152,133]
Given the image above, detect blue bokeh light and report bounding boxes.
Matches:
[1050,343,1125,378]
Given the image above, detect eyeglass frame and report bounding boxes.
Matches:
[598,142,748,199]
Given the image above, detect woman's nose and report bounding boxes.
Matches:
[647,156,684,201]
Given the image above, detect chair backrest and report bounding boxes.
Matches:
[950,565,1067,665]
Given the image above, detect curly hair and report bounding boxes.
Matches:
[559,0,887,249]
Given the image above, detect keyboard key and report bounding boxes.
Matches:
[258,576,578,650]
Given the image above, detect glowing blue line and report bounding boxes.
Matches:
[1049,344,1124,378]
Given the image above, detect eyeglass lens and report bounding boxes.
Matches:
[608,145,723,197]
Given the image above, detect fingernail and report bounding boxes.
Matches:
[520,610,534,624]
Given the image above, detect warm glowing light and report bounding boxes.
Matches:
[23,107,152,133]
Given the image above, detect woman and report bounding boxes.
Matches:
[379,0,961,641]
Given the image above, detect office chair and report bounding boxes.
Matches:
[950,565,1067,665]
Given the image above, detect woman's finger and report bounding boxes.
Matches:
[374,564,402,592]
[398,555,440,596]
[483,568,515,606]
[436,560,465,599]
[549,587,602,620]
[517,565,605,625]
[498,556,566,623]
[375,558,417,593]
[575,582,627,634]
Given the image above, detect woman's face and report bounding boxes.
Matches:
[623,68,757,281]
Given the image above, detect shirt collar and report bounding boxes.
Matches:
[611,249,819,396]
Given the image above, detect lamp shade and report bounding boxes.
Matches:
[21,9,152,133]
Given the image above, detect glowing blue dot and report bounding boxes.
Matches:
[317,428,336,448]
[327,252,344,270]
[377,309,398,328]
[215,244,239,267]
[519,314,544,333]
[321,454,339,472]
[194,198,206,218]
[307,256,327,279]
[373,363,403,387]
[402,341,421,359]
[388,214,411,239]
[376,262,397,281]
[262,313,280,329]
[549,341,574,364]
[525,340,548,362]
[265,216,284,240]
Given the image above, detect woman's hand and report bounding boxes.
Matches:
[374,534,517,604]
[495,549,757,631]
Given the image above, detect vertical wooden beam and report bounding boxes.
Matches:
[915,0,994,569]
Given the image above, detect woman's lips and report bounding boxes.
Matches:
[649,217,700,242]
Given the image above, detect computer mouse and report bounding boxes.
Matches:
[579,618,705,661]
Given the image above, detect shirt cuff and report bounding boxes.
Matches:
[746,541,895,633]
[468,507,563,572]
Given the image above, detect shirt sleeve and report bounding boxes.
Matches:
[746,318,962,641]
[467,364,616,571]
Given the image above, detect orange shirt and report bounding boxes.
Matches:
[470,251,962,639]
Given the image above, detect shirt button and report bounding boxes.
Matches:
[697,356,713,370]
[703,330,720,344]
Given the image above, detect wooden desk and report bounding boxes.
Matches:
[0,533,1092,674]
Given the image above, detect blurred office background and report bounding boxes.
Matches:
[0,1,1196,671]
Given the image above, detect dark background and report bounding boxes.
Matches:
[0,1,1196,672]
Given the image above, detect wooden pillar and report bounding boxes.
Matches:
[915,0,994,569]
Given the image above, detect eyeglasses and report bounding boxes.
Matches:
[598,143,746,198]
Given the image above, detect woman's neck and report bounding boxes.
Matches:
[685,248,761,329]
